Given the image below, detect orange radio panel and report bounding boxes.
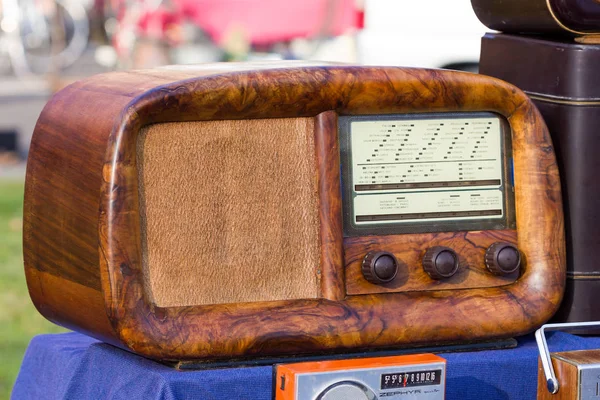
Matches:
[23,63,565,361]
[275,353,446,400]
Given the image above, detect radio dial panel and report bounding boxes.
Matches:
[341,112,518,295]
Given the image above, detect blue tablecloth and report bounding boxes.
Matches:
[12,331,600,399]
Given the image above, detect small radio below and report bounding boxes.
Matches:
[537,322,600,400]
[276,354,446,400]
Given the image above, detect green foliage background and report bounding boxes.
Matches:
[0,181,66,399]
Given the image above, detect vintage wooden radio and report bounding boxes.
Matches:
[24,64,565,362]
[471,0,600,35]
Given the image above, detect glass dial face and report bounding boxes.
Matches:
[340,113,515,236]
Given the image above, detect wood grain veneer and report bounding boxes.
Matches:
[24,63,566,361]
[537,350,600,399]
[137,118,320,307]
[537,356,579,400]
[315,111,345,301]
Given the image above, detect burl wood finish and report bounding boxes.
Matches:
[537,350,600,399]
[24,63,565,361]
[315,111,345,301]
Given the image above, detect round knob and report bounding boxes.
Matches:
[422,246,459,280]
[362,251,399,284]
[485,242,521,275]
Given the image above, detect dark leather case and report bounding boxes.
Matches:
[480,33,600,325]
[471,0,600,35]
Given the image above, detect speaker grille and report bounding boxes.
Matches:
[137,118,321,307]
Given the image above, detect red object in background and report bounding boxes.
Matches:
[355,9,365,29]
[108,0,360,62]
[137,7,185,42]
[177,0,359,44]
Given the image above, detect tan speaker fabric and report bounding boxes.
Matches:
[137,118,321,307]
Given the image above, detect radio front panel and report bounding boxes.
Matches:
[137,112,520,305]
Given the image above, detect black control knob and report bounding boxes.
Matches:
[362,251,399,284]
[485,242,521,276]
[422,246,459,280]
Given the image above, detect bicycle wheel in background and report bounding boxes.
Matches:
[16,0,89,76]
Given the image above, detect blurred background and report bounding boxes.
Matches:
[0,0,487,397]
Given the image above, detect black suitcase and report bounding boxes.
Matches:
[480,33,600,324]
